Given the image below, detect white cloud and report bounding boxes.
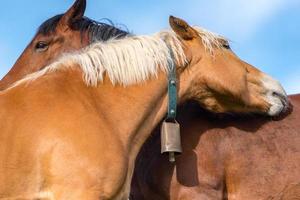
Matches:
[186,0,297,41]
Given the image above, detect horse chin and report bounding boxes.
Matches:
[261,74,289,116]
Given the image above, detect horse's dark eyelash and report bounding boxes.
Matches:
[35,41,49,52]
[223,44,231,50]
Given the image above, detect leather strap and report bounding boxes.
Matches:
[167,50,177,121]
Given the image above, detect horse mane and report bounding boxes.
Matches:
[12,26,228,88]
[194,27,229,53]
[37,14,129,42]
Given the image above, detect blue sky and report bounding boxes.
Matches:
[0,0,299,94]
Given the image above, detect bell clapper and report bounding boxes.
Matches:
[169,152,176,162]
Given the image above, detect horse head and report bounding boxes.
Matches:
[0,0,127,90]
[171,16,288,116]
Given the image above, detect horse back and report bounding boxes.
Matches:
[131,94,300,200]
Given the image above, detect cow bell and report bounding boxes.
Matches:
[161,120,182,162]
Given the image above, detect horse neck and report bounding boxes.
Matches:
[90,70,172,194]
[93,71,170,154]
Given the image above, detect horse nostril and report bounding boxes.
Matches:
[272,91,288,106]
[272,91,284,98]
[272,91,279,97]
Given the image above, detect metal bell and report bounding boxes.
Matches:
[161,120,182,162]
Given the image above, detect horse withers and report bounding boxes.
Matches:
[0,0,128,90]
[0,16,288,200]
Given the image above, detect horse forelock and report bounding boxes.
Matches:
[194,26,230,54]
[36,14,129,41]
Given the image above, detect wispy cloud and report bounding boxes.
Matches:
[185,0,298,41]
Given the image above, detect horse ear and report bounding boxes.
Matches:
[169,16,196,40]
[58,0,86,30]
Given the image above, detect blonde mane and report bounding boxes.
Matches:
[194,27,228,53]
[11,26,227,88]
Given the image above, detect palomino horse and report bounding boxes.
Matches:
[0,0,128,90]
[131,95,300,200]
[0,16,288,199]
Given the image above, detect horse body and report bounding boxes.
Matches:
[0,68,171,199]
[131,94,300,200]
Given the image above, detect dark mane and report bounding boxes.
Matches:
[37,14,129,42]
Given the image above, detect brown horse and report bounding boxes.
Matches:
[0,0,128,90]
[0,16,288,199]
[131,95,299,200]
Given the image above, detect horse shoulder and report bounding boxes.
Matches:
[0,71,129,199]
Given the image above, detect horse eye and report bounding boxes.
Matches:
[222,41,231,50]
[35,42,49,52]
[223,43,231,50]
